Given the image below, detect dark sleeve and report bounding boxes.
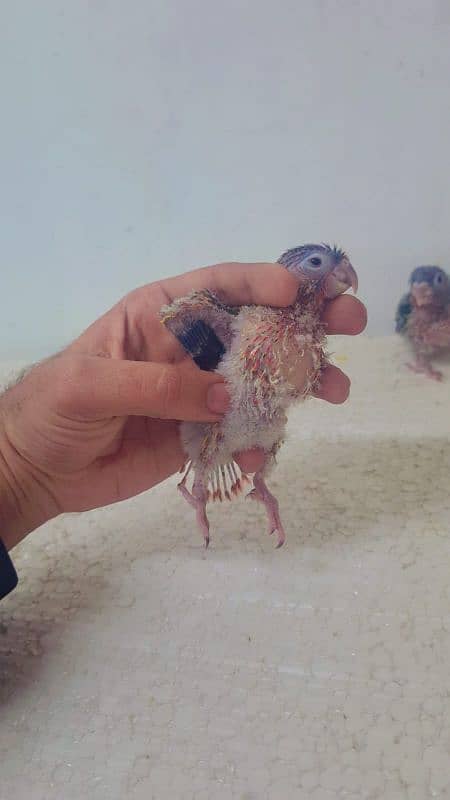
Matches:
[0,538,18,600]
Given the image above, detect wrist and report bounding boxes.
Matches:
[0,419,56,551]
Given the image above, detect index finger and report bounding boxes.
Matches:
[156,262,300,308]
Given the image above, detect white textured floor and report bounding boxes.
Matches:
[1,336,450,800]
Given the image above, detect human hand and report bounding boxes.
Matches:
[0,262,366,549]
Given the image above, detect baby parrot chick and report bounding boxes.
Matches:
[396,266,450,381]
[161,245,358,547]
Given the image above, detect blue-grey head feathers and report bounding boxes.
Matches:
[409,266,448,288]
[278,243,346,270]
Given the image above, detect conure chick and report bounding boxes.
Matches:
[161,244,358,547]
[396,266,450,381]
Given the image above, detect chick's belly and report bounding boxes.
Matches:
[179,414,270,452]
[219,408,284,459]
[179,414,283,470]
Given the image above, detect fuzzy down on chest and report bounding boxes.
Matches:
[180,303,327,470]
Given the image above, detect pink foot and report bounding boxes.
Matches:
[178,480,210,547]
[406,362,443,381]
[247,474,286,548]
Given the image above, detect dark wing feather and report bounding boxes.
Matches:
[395,293,412,333]
[160,289,238,371]
[177,319,226,370]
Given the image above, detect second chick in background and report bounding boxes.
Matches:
[396,266,450,381]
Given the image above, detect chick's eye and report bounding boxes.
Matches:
[310,257,322,267]
[435,274,443,284]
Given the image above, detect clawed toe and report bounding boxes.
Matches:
[406,362,443,381]
[269,522,286,548]
[275,530,285,548]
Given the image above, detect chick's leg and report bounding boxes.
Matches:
[406,351,442,381]
[178,472,210,547]
[247,455,285,548]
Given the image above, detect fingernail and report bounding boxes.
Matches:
[207,383,230,414]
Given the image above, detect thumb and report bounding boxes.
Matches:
[58,356,231,422]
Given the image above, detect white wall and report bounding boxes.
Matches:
[2,0,450,359]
